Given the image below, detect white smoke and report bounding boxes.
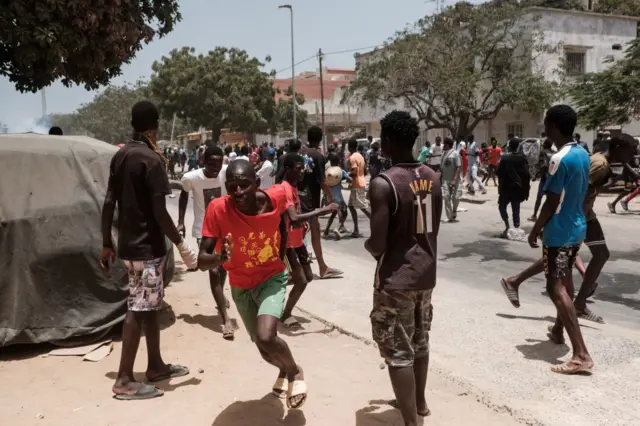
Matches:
[5,117,51,134]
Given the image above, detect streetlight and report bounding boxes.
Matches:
[279,4,296,139]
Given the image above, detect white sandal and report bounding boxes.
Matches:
[272,377,288,399]
[286,379,308,409]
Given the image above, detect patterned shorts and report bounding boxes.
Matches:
[370,288,433,368]
[124,256,167,312]
[543,245,580,280]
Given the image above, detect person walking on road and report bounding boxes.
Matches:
[482,137,502,186]
[347,138,371,238]
[366,110,443,426]
[428,136,443,172]
[198,160,308,409]
[496,138,530,238]
[177,145,234,340]
[521,105,594,375]
[466,134,486,195]
[100,101,198,400]
[440,137,462,222]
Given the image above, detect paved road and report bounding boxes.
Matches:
[166,183,640,426]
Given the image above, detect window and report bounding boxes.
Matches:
[507,123,524,139]
[565,51,586,76]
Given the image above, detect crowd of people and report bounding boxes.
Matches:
[99,98,638,426]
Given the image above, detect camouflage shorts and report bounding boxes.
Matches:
[124,256,167,312]
[370,288,433,368]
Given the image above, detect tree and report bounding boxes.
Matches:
[569,38,640,129]
[41,81,192,143]
[149,47,276,142]
[272,86,309,135]
[1,1,181,93]
[522,0,584,10]
[345,2,560,138]
[594,0,640,16]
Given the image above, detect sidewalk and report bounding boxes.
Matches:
[298,248,640,426]
[0,258,520,426]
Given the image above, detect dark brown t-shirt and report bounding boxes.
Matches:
[110,141,171,261]
[375,163,443,291]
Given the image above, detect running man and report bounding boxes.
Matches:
[101,101,198,400]
[177,145,234,340]
[501,134,638,324]
[280,154,339,327]
[198,159,307,409]
[367,111,443,426]
[516,105,594,374]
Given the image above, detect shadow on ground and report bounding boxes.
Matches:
[177,313,239,335]
[211,395,306,426]
[593,272,640,312]
[515,338,570,365]
[355,402,407,426]
[441,240,532,262]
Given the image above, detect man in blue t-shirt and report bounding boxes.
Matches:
[527,105,594,375]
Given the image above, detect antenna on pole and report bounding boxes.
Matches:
[41,89,47,117]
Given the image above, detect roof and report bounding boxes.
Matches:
[528,6,640,22]
[325,68,356,75]
[273,78,350,101]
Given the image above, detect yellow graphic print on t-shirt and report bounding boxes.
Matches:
[238,231,280,269]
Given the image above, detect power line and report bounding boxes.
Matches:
[273,44,382,76]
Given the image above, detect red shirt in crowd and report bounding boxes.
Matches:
[487,146,502,166]
[460,148,469,176]
[281,181,304,248]
[201,185,290,290]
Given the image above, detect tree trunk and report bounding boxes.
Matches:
[211,126,222,143]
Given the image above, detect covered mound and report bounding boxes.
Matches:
[0,134,174,347]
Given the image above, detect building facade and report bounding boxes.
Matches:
[352,7,640,146]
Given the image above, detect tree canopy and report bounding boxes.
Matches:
[43,81,191,143]
[273,86,309,135]
[1,1,181,93]
[594,0,640,16]
[568,38,640,130]
[345,2,560,138]
[149,47,277,142]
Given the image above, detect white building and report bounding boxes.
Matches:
[353,6,640,145]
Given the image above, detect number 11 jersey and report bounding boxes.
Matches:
[374,163,443,291]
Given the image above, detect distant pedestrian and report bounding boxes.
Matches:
[347,138,371,238]
[440,137,462,222]
[466,134,486,195]
[496,138,530,238]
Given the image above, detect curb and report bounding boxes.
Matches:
[293,304,544,426]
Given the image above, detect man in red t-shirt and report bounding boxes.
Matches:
[280,154,338,327]
[483,137,502,186]
[197,159,308,409]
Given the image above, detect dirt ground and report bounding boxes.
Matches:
[0,262,521,426]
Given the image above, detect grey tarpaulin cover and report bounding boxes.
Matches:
[0,134,174,347]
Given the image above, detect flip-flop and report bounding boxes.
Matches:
[282,316,301,328]
[551,359,594,375]
[286,379,308,409]
[577,309,604,324]
[222,324,235,340]
[500,278,520,308]
[113,383,164,401]
[147,364,190,382]
[319,268,343,279]
[272,377,288,399]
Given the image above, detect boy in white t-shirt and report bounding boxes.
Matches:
[177,145,234,340]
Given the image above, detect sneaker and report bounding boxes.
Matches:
[481,189,487,195]
[620,200,629,211]
[527,215,537,222]
[607,202,616,214]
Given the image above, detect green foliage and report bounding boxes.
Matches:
[569,39,640,129]
[149,47,277,141]
[0,1,181,93]
[594,0,640,16]
[521,0,585,10]
[42,81,191,143]
[345,2,560,138]
[272,86,309,135]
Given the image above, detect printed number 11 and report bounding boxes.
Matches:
[414,193,432,234]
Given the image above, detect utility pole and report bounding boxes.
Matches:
[41,89,47,117]
[170,112,177,143]
[318,48,327,152]
[279,5,296,139]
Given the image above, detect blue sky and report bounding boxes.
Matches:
[0,0,447,130]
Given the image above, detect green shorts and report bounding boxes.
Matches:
[231,272,288,341]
